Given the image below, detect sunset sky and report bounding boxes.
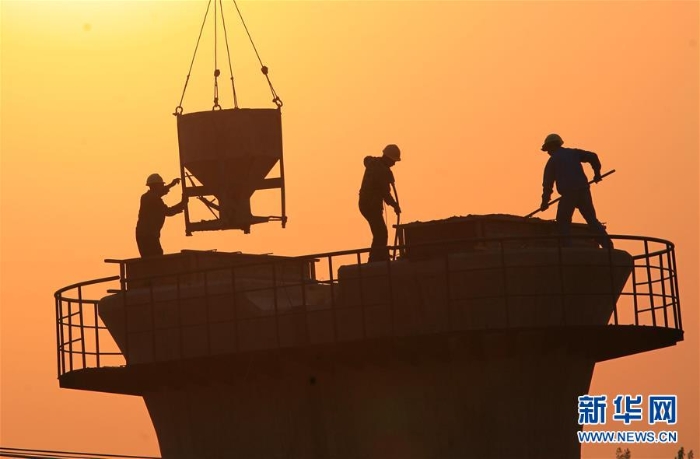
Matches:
[1,1,698,457]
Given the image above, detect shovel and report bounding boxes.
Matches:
[525,169,616,218]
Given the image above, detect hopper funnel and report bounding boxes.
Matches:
[176,108,286,235]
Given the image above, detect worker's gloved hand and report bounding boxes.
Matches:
[540,201,549,212]
[593,174,602,183]
[393,204,402,215]
[171,178,181,186]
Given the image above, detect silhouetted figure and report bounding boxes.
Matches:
[539,134,613,249]
[359,144,402,262]
[136,173,187,257]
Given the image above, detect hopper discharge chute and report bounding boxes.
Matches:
[173,0,286,235]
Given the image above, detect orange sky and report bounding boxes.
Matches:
[1,1,698,457]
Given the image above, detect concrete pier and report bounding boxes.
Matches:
[54,215,685,458]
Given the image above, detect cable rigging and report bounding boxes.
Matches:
[174,0,282,115]
[171,0,288,235]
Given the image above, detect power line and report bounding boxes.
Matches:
[0,446,160,459]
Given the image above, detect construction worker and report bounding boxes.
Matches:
[539,134,613,249]
[359,144,402,262]
[136,173,187,257]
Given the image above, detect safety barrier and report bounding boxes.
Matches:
[55,234,682,378]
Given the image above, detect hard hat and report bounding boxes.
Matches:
[146,173,165,186]
[382,144,401,162]
[541,133,564,151]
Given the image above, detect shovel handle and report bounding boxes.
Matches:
[525,169,616,218]
[391,182,401,260]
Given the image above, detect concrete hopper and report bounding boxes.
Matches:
[176,107,286,234]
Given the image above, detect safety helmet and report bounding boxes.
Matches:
[382,144,401,162]
[146,173,165,186]
[541,133,564,151]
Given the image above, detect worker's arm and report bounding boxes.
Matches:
[165,195,188,216]
[386,197,400,214]
[165,178,181,191]
[382,170,400,213]
[577,149,602,181]
[541,159,555,209]
[383,188,398,209]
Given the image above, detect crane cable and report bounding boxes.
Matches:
[212,0,220,109]
[174,0,213,115]
[219,0,239,108]
[174,0,282,115]
[231,0,283,108]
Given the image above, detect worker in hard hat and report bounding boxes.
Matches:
[539,134,613,249]
[136,173,187,257]
[359,144,402,263]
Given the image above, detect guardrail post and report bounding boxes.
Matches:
[78,286,87,369]
[116,260,129,365]
[658,252,669,328]
[121,274,129,365]
[630,259,640,326]
[643,240,657,326]
[55,297,62,377]
[67,300,74,372]
[357,252,366,339]
[671,247,682,330]
[328,256,337,343]
[119,261,126,291]
[665,247,678,329]
[608,242,619,326]
[94,302,101,369]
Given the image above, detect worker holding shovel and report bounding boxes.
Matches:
[536,134,613,249]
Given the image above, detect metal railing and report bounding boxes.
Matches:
[55,234,682,378]
[55,276,123,378]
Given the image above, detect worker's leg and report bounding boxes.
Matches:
[152,237,164,256]
[359,200,389,262]
[556,194,576,247]
[136,230,148,257]
[136,231,164,257]
[577,189,613,249]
